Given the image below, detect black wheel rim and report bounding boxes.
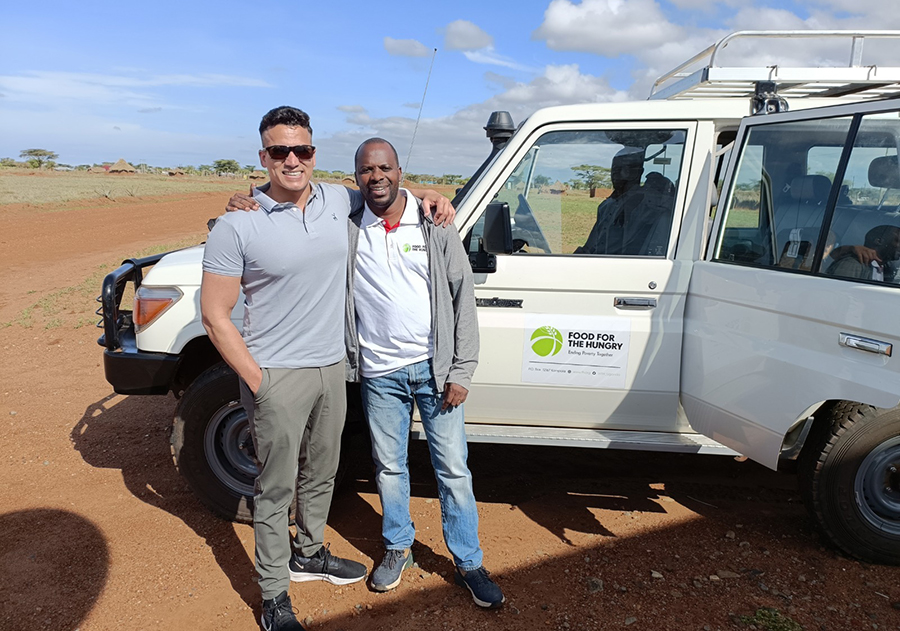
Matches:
[203,400,257,497]
[854,436,900,536]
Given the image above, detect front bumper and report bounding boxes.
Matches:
[98,251,179,395]
[104,346,179,395]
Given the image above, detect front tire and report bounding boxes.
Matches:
[171,362,361,523]
[172,363,256,522]
[800,401,900,565]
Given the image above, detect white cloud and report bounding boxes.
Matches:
[532,0,898,100]
[484,72,517,90]
[533,0,682,56]
[383,36,431,57]
[667,0,740,8]
[337,105,366,113]
[805,0,888,15]
[444,20,494,50]
[0,71,270,108]
[462,49,536,72]
[316,64,625,176]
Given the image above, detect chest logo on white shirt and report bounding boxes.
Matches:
[402,243,427,253]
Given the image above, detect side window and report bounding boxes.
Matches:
[468,129,686,257]
[715,117,853,270]
[823,114,900,285]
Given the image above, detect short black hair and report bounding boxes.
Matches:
[865,224,900,248]
[259,106,313,138]
[355,137,399,169]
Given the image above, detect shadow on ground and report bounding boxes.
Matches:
[0,508,109,631]
[320,442,899,631]
[71,393,258,611]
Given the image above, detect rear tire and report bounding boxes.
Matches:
[799,401,900,565]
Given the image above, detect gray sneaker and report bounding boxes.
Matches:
[370,548,413,592]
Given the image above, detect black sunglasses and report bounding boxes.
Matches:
[263,144,316,161]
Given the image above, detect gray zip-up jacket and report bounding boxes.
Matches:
[345,200,479,391]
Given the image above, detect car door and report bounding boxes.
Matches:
[457,121,699,433]
[682,99,900,469]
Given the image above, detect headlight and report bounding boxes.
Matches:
[134,286,183,333]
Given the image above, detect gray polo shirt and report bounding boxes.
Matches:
[202,183,363,369]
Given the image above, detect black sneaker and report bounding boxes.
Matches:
[370,548,413,592]
[289,544,367,585]
[260,591,306,631]
[455,566,505,609]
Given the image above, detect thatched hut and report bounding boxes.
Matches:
[109,158,136,174]
[550,180,568,195]
[89,165,108,174]
[248,171,267,180]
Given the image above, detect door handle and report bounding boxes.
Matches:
[839,333,892,357]
[614,297,657,310]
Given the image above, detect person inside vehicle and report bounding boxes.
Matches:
[575,147,645,255]
[576,148,676,256]
[827,224,900,282]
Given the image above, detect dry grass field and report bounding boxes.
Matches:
[0,169,253,207]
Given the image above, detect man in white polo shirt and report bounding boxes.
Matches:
[346,138,504,609]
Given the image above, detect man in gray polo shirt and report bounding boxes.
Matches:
[202,106,453,631]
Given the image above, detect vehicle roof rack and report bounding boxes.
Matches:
[649,30,900,102]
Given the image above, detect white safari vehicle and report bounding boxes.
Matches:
[100,31,900,564]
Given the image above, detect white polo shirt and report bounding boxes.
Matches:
[354,191,433,378]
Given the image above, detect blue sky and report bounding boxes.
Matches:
[1,0,894,176]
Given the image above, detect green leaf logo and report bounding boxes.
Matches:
[530,326,563,357]
[403,243,411,253]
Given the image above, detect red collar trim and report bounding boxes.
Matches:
[382,219,401,232]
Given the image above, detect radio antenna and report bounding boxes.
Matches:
[403,47,437,183]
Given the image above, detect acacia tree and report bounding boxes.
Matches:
[572,164,611,197]
[213,159,241,175]
[20,149,58,169]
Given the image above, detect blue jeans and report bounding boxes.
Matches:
[360,359,483,571]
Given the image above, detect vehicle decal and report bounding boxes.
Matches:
[521,314,630,388]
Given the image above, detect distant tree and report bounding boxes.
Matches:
[244,164,256,173]
[404,172,420,184]
[20,148,58,169]
[198,164,214,175]
[0,157,17,168]
[572,164,611,197]
[213,159,241,174]
[532,174,551,188]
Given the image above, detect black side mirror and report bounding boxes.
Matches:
[482,202,513,254]
[469,202,513,273]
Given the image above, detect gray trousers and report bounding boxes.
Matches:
[239,361,346,600]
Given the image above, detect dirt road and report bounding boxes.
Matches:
[1,193,899,631]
